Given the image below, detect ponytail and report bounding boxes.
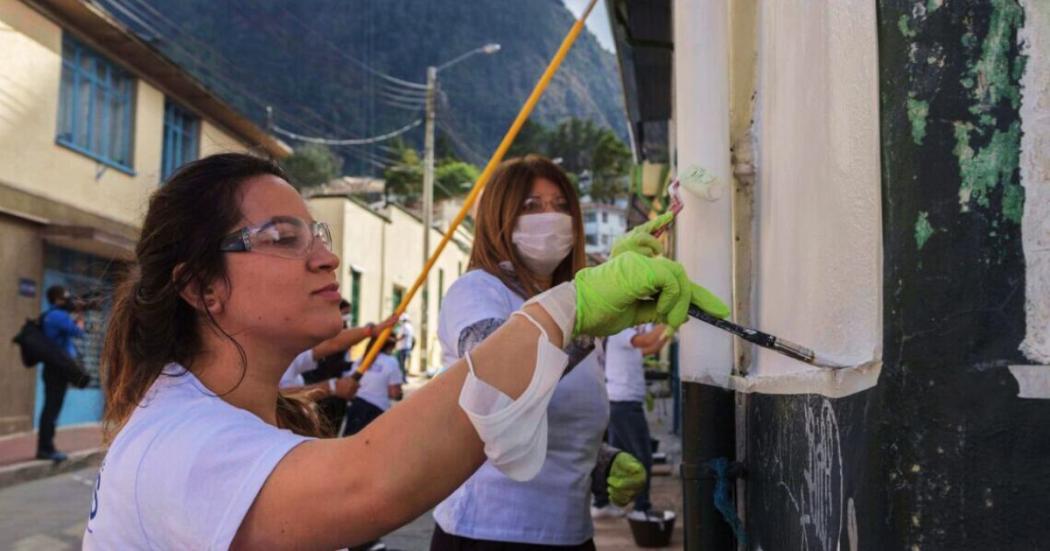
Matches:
[101,154,323,442]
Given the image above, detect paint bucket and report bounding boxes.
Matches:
[627,510,676,548]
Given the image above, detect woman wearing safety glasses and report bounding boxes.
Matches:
[83,153,727,549]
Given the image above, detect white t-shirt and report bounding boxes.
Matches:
[83,364,310,550]
[280,349,317,388]
[434,270,609,546]
[604,325,649,402]
[397,322,414,351]
[350,353,403,411]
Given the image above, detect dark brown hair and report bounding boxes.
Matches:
[101,153,321,441]
[468,155,586,297]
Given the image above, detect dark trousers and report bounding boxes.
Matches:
[342,398,385,437]
[593,400,653,512]
[430,524,596,551]
[37,364,68,454]
[396,349,411,376]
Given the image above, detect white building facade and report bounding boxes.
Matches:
[582,201,627,257]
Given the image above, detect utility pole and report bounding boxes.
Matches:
[419,44,499,376]
[420,65,437,375]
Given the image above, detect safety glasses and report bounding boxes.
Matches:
[521,196,570,214]
[219,216,333,259]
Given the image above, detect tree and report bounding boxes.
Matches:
[589,131,633,202]
[507,119,550,158]
[383,139,481,202]
[538,118,634,202]
[383,139,424,201]
[280,144,343,191]
[435,160,480,199]
[548,118,605,173]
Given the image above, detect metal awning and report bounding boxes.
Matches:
[608,0,673,163]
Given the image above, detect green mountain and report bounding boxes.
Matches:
[101,0,627,172]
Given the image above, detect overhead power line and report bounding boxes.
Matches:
[272,118,423,146]
[101,0,355,142]
[265,1,429,92]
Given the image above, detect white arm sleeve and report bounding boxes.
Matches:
[523,282,576,344]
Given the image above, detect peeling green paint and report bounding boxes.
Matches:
[961,32,978,49]
[907,98,930,145]
[1002,181,1024,224]
[967,0,1024,112]
[926,0,943,13]
[899,14,917,38]
[915,211,934,250]
[1012,53,1028,83]
[947,0,1026,225]
[953,121,1023,222]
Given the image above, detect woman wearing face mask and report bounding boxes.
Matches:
[84,153,722,550]
[430,156,649,550]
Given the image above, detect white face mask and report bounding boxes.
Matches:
[512,213,575,276]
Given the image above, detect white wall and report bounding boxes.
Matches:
[672,0,882,396]
[745,0,882,394]
[673,0,735,387]
[1019,0,1050,364]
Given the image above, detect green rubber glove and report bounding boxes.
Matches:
[607,452,647,507]
[610,212,674,258]
[574,252,730,337]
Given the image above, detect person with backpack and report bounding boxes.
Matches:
[37,285,85,462]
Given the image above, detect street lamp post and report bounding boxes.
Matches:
[419,43,500,375]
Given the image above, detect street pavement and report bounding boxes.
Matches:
[0,466,94,550]
[0,465,436,550]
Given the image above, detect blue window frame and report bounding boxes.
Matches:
[162,100,199,180]
[57,35,136,172]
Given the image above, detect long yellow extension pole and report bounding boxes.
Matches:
[355,0,599,376]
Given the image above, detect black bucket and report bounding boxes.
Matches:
[627,510,677,548]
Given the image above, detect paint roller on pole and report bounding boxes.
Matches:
[651,167,849,370]
[353,0,601,378]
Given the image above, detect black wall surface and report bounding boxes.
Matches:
[742,1,1050,549]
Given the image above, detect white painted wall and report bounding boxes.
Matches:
[748,0,882,388]
[583,204,626,255]
[672,0,883,395]
[1019,0,1050,365]
[673,0,735,387]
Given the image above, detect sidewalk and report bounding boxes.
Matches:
[0,424,104,490]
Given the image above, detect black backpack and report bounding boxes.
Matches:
[12,312,91,388]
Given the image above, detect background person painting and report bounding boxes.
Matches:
[344,335,403,437]
[395,314,414,376]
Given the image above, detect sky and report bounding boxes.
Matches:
[561,0,616,52]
